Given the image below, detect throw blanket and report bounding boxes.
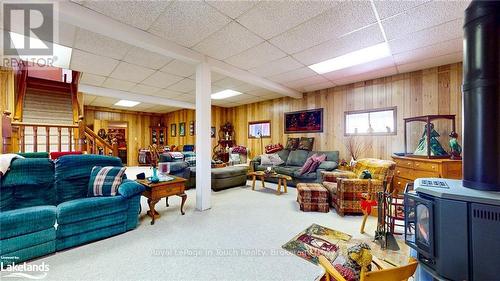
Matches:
[0,154,24,176]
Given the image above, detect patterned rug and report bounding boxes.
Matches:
[282,224,352,265]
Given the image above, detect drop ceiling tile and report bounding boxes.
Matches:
[79,0,172,30]
[233,83,262,93]
[109,62,155,83]
[267,67,317,83]
[206,0,256,19]
[397,52,462,74]
[167,78,195,93]
[148,1,231,47]
[214,77,245,89]
[141,71,184,88]
[388,19,463,54]
[130,84,162,96]
[210,71,226,82]
[152,89,186,99]
[55,22,77,47]
[161,60,196,77]
[249,56,303,77]
[334,66,398,86]
[303,81,335,92]
[70,49,120,76]
[193,22,263,60]
[393,38,462,65]
[323,56,395,81]
[270,1,377,54]
[90,96,119,107]
[237,1,337,40]
[285,75,330,90]
[83,94,97,105]
[73,28,132,60]
[225,42,286,70]
[123,47,173,70]
[373,0,430,20]
[102,77,136,91]
[174,94,195,103]
[292,24,384,66]
[80,73,106,87]
[382,0,470,40]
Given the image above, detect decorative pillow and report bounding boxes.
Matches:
[168,152,184,160]
[261,154,285,166]
[88,166,126,197]
[232,145,248,155]
[265,143,284,154]
[299,153,317,175]
[230,153,241,164]
[309,153,327,172]
[182,152,196,167]
[284,138,300,150]
[297,137,315,151]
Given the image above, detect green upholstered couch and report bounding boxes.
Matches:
[250,149,339,186]
[0,155,144,265]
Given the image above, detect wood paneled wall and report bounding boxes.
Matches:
[227,63,463,160]
[163,106,229,150]
[84,106,162,166]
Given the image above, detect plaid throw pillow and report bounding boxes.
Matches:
[88,166,126,197]
[183,152,196,167]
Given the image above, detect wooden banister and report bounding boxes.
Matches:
[82,126,118,157]
[13,62,28,121]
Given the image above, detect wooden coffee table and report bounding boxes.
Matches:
[136,176,187,225]
[248,171,292,195]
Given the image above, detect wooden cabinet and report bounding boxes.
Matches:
[391,155,462,192]
[150,126,167,146]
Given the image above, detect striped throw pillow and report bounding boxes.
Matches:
[88,166,126,197]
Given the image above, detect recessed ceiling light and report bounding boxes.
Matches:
[115,100,140,107]
[308,42,392,74]
[8,32,73,69]
[211,89,243,100]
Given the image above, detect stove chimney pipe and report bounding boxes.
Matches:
[462,0,500,191]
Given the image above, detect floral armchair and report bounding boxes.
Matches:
[321,158,396,216]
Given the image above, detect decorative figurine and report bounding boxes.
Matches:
[149,144,160,183]
[414,123,448,156]
[449,131,462,160]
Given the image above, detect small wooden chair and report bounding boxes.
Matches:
[318,255,418,281]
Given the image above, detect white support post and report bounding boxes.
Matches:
[195,61,212,211]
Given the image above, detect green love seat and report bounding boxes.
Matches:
[0,155,144,265]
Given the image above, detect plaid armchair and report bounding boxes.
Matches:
[322,158,396,216]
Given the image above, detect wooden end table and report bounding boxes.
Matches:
[248,171,292,195]
[136,176,187,225]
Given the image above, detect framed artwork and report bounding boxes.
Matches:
[170,124,176,137]
[189,121,195,136]
[248,120,271,138]
[211,127,216,138]
[284,108,323,134]
[179,122,186,136]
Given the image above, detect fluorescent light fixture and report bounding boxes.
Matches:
[211,89,243,100]
[8,32,73,69]
[115,100,140,107]
[308,43,391,74]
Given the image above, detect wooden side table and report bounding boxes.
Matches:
[136,176,187,225]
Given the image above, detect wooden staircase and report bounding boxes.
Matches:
[3,63,118,157]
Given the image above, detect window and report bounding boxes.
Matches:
[345,107,397,136]
[248,120,271,138]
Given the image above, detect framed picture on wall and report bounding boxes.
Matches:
[248,120,271,138]
[211,127,216,138]
[189,121,195,136]
[170,124,176,137]
[284,108,323,134]
[179,122,186,136]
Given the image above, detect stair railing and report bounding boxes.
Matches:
[78,117,118,157]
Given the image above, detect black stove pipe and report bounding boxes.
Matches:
[462,0,500,191]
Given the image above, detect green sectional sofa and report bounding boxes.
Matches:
[0,155,145,265]
[250,149,339,186]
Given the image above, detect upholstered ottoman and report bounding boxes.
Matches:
[296,183,329,212]
[211,166,249,191]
